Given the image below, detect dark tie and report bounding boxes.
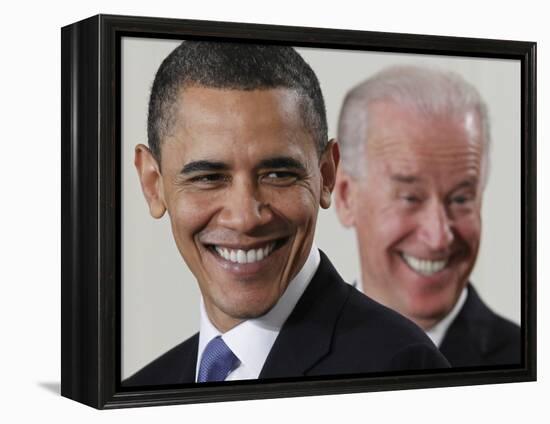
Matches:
[197,336,240,382]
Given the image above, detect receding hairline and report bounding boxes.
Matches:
[337,66,491,182]
[365,97,486,139]
[354,97,487,178]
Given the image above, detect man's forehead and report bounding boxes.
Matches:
[160,126,315,173]
[366,100,484,156]
[166,86,304,139]
[176,85,302,114]
[362,101,484,184]
[159,85,317,163]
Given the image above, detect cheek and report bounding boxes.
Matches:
[454,215,481,251]
[355,203,416,252]
[266,187,319,227]
[167,194,216,242]
[381,211,417,246]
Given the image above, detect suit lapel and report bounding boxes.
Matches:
[259,251,350,379]
[176,333,199,383]
[439,285,492,366]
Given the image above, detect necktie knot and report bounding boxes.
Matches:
[198,336,240,383]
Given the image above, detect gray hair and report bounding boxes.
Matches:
[337,65,491,183]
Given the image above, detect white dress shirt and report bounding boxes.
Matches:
[195,245,321,381]
[425,286,468,347]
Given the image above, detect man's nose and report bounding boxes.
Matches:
[217,179,273,233]
[417,200,454,251]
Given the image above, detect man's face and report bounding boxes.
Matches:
[335,100,483,329]
[136,86,336,332]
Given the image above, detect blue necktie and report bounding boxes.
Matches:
[197,336,240,382]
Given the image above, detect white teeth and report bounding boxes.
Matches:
[214,243,277,264]
[257,248,264,261]
[237,250,246,264]
[402,253,448,276]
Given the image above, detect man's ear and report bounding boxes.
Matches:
[319,140,339,209]
[134,144,167,219]
[334,164,357,228]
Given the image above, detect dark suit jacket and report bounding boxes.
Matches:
[124,251,449,386]
[439,284,521,367]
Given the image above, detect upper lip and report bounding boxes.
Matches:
[400,251,451,261]
[201,237,288,250]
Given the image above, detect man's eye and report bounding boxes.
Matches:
[401,194,420,204]
[266,171,292,178]
[190,174,228,184]
[262,171,298,184]
[452,195,467,204]
[450,193,473,205]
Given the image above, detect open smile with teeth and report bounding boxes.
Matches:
[213,241,279,264]
[401,253,449,276]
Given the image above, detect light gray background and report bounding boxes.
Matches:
[122,37,521,378]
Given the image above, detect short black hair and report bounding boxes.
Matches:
[147,41,328,162]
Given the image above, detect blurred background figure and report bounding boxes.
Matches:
[334,65,520,367]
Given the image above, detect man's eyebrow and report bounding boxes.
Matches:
[258,156,307,172]
[180,160,229,175]
[391,174,419,184]
[453,178,478,190]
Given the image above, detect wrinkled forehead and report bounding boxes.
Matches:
[366,100,484,155]
[175,85,301,124]
[160,86,318,167]
[364,100,485,181]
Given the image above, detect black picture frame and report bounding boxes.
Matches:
[61,13,537,409]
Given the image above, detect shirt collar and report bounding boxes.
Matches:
[196,244,321,380]
[425,286,468,347]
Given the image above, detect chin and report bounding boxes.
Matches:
[410,307,448,324]
[222,298,277,320]
[406,295,456,324]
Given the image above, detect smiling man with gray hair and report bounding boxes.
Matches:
[334,65,520,367]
